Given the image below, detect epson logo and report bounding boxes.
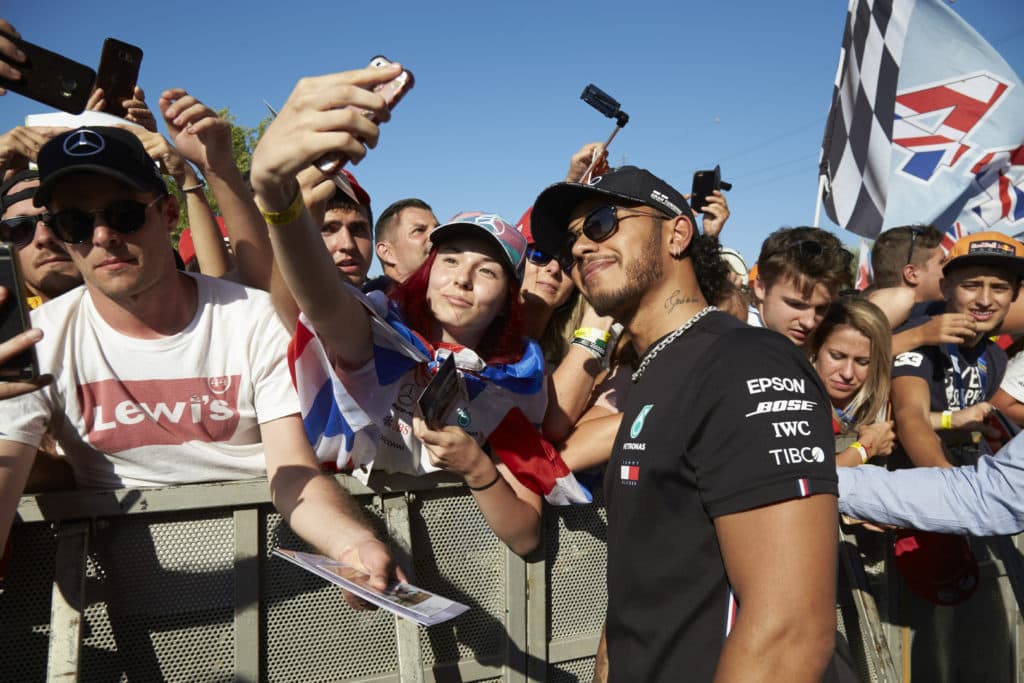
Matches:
[746,377,807,394]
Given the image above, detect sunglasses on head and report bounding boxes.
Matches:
[564,204,669,255]
[0,213,50,250]
[44,196,164,245]
[526,244,574,273]
[905,226,926,267]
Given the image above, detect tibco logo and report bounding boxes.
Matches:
[770,446,826,466]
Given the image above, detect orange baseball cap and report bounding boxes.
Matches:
[944,231,1024,276]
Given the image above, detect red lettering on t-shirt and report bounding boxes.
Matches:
[77,376,241,452]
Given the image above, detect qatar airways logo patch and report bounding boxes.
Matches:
[78,376,241,452]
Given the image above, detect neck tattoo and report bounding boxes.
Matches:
[632,306,717,382]
[664,289,700,314]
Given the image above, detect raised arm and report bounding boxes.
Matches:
[543,305,616,441]
[249,66,398,367]
[128,128,230,277]
[159,89,270,288]
[712,495,837,682]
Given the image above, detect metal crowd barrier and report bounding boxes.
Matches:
[4,471,1024,681]
[0,473,607,682]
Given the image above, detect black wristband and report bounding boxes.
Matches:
[466,469,502,492]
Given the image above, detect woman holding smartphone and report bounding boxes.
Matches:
[250,65,569,556]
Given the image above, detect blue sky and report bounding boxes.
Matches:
[4,1,1022,276]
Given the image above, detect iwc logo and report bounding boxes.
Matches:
[63,129,106,157]
[630,404,654,439]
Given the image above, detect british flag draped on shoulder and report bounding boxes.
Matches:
[820,0,1024,243]
[287,285,592,505]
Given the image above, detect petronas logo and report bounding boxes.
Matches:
[630,404,654,439]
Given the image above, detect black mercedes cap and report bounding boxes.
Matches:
[34,126,167,207]
[529,165,696,257]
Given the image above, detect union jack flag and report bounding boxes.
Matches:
[820,0,1024,239]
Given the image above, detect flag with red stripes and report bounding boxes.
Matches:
[820,0,1024,239]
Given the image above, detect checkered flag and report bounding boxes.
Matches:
[820,0,914,237]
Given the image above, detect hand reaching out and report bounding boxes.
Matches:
[159,89,235,177]
[124,127,192,187]
[250,64,398,210]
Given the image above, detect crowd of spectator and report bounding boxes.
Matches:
[7,17,1024,682]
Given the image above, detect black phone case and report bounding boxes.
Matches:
[0,31,95,114]
[417,355,461,430]
[0,242,39,380]
[95,38,143,119]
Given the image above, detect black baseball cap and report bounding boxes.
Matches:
[34,126,167,207]
[530,165,697,257]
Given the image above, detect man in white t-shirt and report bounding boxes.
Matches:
[0,126,396,592]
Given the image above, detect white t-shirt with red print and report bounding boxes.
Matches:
[0,274,299,489]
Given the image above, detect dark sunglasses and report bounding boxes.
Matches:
[0,213,50,249]
[44,196,164,244]
[526,245,574,273]
[564,205,667,255]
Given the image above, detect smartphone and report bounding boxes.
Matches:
[417,354,461,430]
[0,243,39,381]
[315,55,415,176]
[0,31,95,114]
[690,165,722,214]
[95,38,143,119]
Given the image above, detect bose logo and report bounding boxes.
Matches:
[745,399,817,417]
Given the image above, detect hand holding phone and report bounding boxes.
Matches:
[94,38,143,119]
[0,246,41,386]
[0,31,95,113]
[417,354,462,430]
[315,55,414,180]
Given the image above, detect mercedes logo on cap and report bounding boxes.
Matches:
[63,129,106,157]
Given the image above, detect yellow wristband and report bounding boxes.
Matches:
[941,410,953,430]
[850,441,869,465]
[573,327,611,344]
[256,188,304,227]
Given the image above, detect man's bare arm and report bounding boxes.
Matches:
[712,494,837,682]
[891,375,951,468]
[260,415,398,596]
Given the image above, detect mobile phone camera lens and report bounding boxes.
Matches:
[59,80,78,98]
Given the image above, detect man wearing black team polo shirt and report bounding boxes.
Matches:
[531,167,839,683]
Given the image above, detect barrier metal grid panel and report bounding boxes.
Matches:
[264,501,399,682]
[411,489,509,670]
[82,509,236,682]
[546,491,607,682]
[0,521,58,682]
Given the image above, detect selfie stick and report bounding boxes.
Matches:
[579,84,630,183]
